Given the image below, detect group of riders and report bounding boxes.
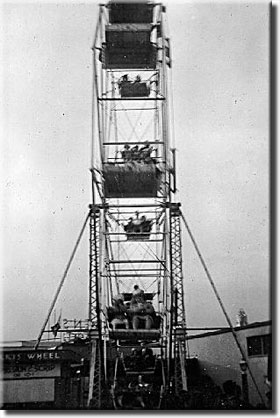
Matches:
[124,343,155,370]
[123,212,152,235]
[108,285,158,331]
[120,143,156,164]
[117,73,142,87]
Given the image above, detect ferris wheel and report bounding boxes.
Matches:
[34,1,188,410]
[88,0,187,409]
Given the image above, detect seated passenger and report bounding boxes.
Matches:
[142,218,152,233]
[124,217,134,233]
[131,145,140,161]
[139,216,152,233]
[130,290,145,305]
[123,212,152,236]
[130,297,155,330]
[128,292,144,323]
[139,215,147,230]
[125,348,143,370]
[109,297,129,330]
[139,143,153,163]
[141,346,155,368]
[121,144,132,162]
[118,74,129,88]
[133,211,141,224]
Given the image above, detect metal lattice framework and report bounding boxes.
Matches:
[169,203,187,392]
[88,0,188,405]
[35,2,188,407]
[170,204,186,330]
[89,206,101,328]
[88,340,102,409]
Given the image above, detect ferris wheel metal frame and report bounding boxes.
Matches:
[88,1,187,409]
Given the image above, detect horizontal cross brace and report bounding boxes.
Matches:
[98,97,165,101]
[105,274,161,278]
[102,203,165,208]
[117,343,166,349]
[125,370,155,375]
[103,232,165,236]
[109,239,164,243]
[108,211,163,215]
[113,107,157,111]
[109,329,161,341]
[105,68,160,72]
[43,328,91,333]
[103,141,164,145]
[107,268,163,272]
[109,259,165,264]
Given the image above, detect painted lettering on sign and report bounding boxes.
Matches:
[25,352,61,361]
[4,363,61,379]
[63,331,87,342]
[62,318,93,330]
[2,351,62,363]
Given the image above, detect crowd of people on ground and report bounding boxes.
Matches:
[123,212,152,235]
[112,374,268,410]
[113,372,268,410]
[121,143,156,164]
[107,285,159,331]
[162,377,258,410]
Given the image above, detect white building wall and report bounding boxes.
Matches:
[3,378,55,404]
[187,323,271,407]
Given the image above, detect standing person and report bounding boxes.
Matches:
[133,284,143,295]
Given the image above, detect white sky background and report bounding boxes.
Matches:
[1,0,269,341]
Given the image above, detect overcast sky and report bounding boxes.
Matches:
[1,0,269,342]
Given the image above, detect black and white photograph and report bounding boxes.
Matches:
[1,0,271,411]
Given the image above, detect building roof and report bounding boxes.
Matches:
[185,320,272,341]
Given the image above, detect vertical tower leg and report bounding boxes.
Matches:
[89,206,100,327]
[170,203,188,394]
[88,340,102,409]
[88,206,104,409]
